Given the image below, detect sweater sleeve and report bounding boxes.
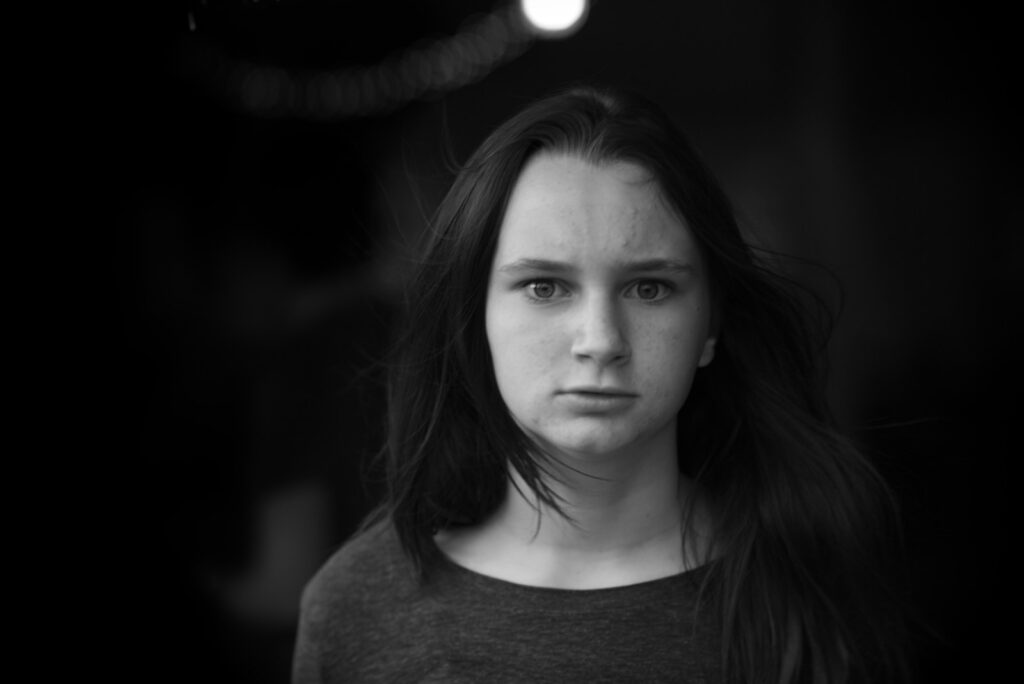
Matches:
[290,521,408,683]
[291,569,328,684]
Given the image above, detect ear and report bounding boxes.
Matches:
[697,336,717,368]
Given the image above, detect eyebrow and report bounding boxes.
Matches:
[496,258,695,275]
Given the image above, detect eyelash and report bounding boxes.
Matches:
[519,279,674,303]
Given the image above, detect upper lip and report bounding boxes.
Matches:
[561,386,637,396]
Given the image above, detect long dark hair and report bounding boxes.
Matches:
[377,84,908,683]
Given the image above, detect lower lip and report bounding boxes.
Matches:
[558,392,636,411]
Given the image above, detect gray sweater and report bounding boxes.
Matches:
[292,520,721,683]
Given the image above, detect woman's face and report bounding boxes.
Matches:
[485,152,716,462]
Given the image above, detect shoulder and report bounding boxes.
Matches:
[300,517,417,619]
[293,517,427,681]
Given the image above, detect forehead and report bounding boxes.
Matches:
[494,152,699,264]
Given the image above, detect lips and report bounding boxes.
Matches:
[556,388,637,413]
[560,386,637,397]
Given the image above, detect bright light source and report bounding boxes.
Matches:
[520,0,588,38]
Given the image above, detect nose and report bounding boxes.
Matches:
[571,296,631,366]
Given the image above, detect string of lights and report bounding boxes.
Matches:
[176,1,590,120]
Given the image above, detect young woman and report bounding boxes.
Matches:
[292,84,909,683]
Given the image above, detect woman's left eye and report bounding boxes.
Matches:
[626,280,671,301]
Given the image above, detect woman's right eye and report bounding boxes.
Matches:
[524,279,563,300]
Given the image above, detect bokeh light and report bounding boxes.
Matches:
[520,0,589,38]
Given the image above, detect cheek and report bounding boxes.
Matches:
[486,305,559,390]
[491,323,557,378]
[636,318,706,400]
[487,327,560,427]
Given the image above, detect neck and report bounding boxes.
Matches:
[500,446,685,553]
[437,432,711,589]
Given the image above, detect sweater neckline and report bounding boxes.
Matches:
[434,546,712,602]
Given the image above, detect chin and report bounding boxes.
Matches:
[524,414,678,463]
[533,429,645,461]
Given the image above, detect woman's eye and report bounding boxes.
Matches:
[527,280,559,299]
[628,280,671,301]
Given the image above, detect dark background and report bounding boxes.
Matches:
[108,1,1015,681]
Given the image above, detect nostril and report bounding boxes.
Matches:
[569,298,631,363]
[571,328,630,364]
